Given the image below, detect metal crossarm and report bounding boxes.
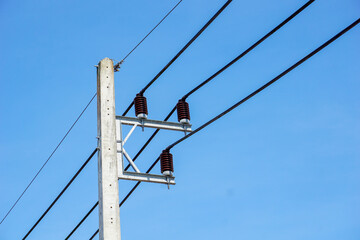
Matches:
[116,116,192,132]
[115,116,191,185]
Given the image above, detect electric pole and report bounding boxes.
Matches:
[96,57,192,239]
[97,58,121,240]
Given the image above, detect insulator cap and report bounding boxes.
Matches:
[160,149,173,175]
[134,93,148,118]
[177,99,190,123]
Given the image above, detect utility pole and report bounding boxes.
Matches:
[97,58,121,240]
[96,57,191,240]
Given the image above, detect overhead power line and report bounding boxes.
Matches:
[87,18,360,239]
[166,20,360,150]
[22,149,97,240]
[114,0,183,70]
[121,0,233,116]
[0,93,97,226]
[64,1,314,237]
[182,0,315,100]
[126,0,316,169]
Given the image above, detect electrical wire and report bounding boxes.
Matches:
[64,201,99,240]
[0,93,97,226]
[121,0,233,116]
[114,0,183,71]
[182,0,315,100]
[87,17,360,239]
[22,149,97,240]
[64,1,315,237]
[123,0,316,163]
[167,20,360,150]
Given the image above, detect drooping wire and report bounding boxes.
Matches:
[17,0,184,235]
[127,0,315,167]
[22,149,98,240]
[167,19,360,150]
[64,1,315,237]
[114,0,183,71]
[120,0,316,169]
[182,0,315,100]
[121,0,233,116]
[64,201,99,240]
[87,17,360,239]
[0,93,97,226]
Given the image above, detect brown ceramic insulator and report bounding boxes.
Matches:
[176,99,190,122]
[160,150,174,173]
[134,93,148,117]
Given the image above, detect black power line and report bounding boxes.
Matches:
[122,0,233,116]
[87,17,360,239]
[125,0,316,169]
[182,0,315,100]
[65,1,315,237]
[22,149,97,240]
[64,201,98,240]
[0,93,97,226]
[167,18,360,150]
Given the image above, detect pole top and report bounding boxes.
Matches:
[99,57,113,65]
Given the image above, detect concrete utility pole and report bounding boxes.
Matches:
[96,57,191,240]
[97,58,121,240]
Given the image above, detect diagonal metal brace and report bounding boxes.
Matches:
[116,116,187,185]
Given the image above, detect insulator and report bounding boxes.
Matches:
[160,149,173,176]
[134,93,148,119]
[177,99,190,124]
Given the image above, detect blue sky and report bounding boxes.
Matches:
[0,0,359,239]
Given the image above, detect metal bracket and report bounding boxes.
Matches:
[116,116,192,185]
[113,60,124,72]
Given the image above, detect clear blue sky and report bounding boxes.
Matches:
[0,0,359,239]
